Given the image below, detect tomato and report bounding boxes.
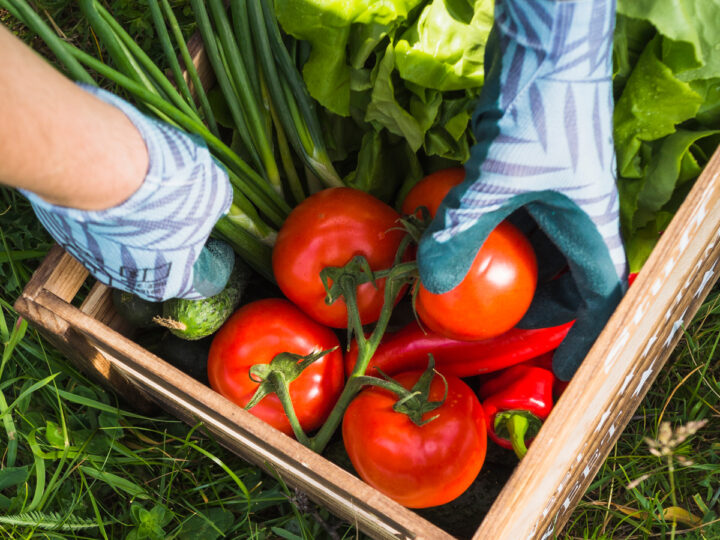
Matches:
[207,298,344,435]
[272,187,406,328]
[342,370,486,508]
[401,167,465,218]
[416,220,538,341]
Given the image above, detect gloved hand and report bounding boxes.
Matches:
[21,85,234,302]
[417,0,627,381]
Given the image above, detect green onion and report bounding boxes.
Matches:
[159,0,220,138]
[252,0,344,188]
[2,0,95,85]
[96,0,201,121]
[207,0,282,194]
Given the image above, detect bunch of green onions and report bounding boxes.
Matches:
[2,0,344,282]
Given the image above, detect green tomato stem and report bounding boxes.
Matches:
[309,263,413,454]
[270,372,311,446]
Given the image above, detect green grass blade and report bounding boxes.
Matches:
[0,391,18,467]
[80,466,150,500]
[0,373,58,423]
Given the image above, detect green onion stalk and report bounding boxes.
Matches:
[3,0,284,279]
[248,0,344,189]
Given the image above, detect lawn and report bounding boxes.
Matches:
[1,2,719,539]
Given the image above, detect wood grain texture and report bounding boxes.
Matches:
[474,146,720,540]
[20,245,87,301]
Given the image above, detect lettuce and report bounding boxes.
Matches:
[275,0,490,202]
[394,0,493,91]
[615,0,720,271]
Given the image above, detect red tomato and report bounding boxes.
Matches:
[342,370,486,508]
[416,220,538,341]
[207,298,344,436]
[401,167,466,218]
[272,187,405,328]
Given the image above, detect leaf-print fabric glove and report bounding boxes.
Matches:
[22,85,234,302]
[417,0,628,381]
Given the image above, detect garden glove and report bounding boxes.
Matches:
[417,0,627,381]
[21,85,234,302]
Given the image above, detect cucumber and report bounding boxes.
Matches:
[111,289,162,328]
[156,259,250,340]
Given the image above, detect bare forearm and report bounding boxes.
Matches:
[0,24,148,211]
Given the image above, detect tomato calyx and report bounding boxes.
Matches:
[245,347,338,444]
[319,253,418,347]
[389,357,449,427]
[353,356,449,427]
[397,210,431,244]
[493,410,543,459]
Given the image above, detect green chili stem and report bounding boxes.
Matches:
[160,0,220,137]
[506,414,530,459]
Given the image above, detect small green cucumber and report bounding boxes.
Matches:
[156,259,250,340]
[111,289,162,328]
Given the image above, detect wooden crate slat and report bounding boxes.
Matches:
[20,245,88,302]
[474,147,720,539]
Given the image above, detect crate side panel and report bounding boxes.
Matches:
[474,148,720,540]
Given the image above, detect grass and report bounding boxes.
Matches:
[1,3,719,539]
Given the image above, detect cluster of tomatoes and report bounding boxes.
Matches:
[207,169,539,508]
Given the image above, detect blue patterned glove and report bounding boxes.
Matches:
[22,85,233,302]
[417,0,627,380]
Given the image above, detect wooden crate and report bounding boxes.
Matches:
[14,145,720,539]
[14,23,720,539]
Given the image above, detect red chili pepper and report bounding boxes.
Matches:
[344,320,573,378]
[477,354,555,459]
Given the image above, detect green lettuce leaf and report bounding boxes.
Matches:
[365,44,426,151]
[275,0,423,116]
[394,0,493,91]
[614,35,702,179]
[345,130,422,203]
[617,0,720,80]
[631,130,719,231]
